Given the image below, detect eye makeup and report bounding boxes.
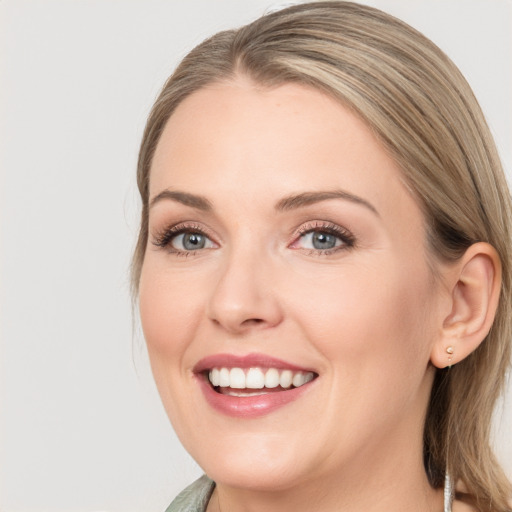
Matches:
[150,218,356,258]
[151,221,218,255]
[290,220,356,255]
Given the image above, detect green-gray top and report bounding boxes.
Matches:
[165,475,215,512]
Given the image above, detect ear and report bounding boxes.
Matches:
[430,242,501,369]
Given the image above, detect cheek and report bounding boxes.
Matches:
[286,260,437,446]
[138,263,210,434]
[139,263,203,370]
[287,258,435,377]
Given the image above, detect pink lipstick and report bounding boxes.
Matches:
[194,353,318,418]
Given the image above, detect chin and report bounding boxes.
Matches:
[202,456,305,492]
[185,430,312,492]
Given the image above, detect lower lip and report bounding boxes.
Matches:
[197,375,315,418]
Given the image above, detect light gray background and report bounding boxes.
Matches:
[1,1,510,511]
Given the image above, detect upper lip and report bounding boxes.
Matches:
[193,353,315,374]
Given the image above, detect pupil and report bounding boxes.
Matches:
[183,233,205,250]
[312,231,336,250]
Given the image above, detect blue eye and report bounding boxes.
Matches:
[152,223,217,254]
[171,231,214,251]
[299,230,343,250]
[291,223,355,254]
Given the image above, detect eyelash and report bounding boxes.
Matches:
[151,220,355,256]
[152,222,217,256]
[292,221,356,255]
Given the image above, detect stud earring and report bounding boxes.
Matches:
[446,346,454,368]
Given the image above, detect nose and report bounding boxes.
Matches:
[207,247,284,334]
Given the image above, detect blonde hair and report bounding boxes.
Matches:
[133,2,512,509]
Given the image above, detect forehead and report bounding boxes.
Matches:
[149,79,419,224]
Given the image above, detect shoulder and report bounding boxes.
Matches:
[164,475,215,512]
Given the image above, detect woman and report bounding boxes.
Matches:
[132,2,512,511]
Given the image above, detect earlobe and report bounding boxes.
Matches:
[430,242,501,369]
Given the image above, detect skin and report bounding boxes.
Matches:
[139,78,482,512]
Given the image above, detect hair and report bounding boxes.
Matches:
[132,2,512,510]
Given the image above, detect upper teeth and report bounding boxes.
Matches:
[208,367,315,389]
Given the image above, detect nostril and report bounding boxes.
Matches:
[241,318,265,326]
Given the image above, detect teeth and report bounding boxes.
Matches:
[219,367,230,387]
[229,368,245,389]
[208,367,315,390]
[224,390,268,397]
[304,372,314,384]
[292,372,306,387]
[265,368,280,388]
[246,368,265,389]
[210,368,220,387]
[280,369,293,388]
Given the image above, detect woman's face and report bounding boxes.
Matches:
[139,79,446,492]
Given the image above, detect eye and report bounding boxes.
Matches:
[151,222,217,254]
[300,231,341,250]
[171,231,214,251]
[291,222,355,254]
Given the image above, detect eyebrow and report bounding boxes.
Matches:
[149,190,213,211]
[149,188,379,216]
[275,190,379,216]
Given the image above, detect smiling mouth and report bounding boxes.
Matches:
[206,367,317,397]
